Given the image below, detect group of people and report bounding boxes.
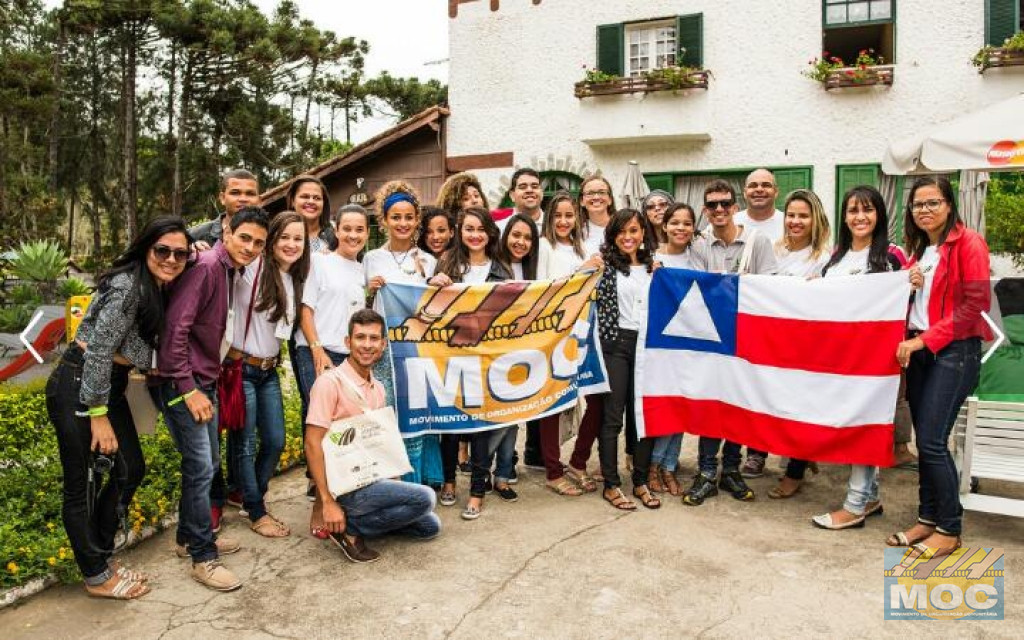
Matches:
[46,164,991,600]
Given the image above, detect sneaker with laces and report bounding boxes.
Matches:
[682,473,719,506]
[720,470,756,501]
[740,454,767,478]
[439,488,457,506]
[175,536,241,558]
[328,531,380,563]
[495,485,518,502]
[190,559,242,591]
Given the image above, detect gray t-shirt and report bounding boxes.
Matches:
[689,225,778,275]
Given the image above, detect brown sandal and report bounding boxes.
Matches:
[603,488,637,511]
[547,477,583,496]
[565,466,598,492]
[632,485,662,509]
[768,478,802,499]
[648,467,665,493]
[661,468,682,496]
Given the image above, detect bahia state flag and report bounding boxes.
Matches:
[635,268,911,467]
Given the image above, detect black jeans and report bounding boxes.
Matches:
[598,330,653,489]
[907,338,981,536]
[46,344,145,584]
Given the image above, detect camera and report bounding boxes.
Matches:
[92,453,115,475]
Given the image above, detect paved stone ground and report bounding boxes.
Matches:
[2,440,1022,640]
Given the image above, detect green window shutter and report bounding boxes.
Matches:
[675,14,704,67]
[645,173,674,195]
[986,0,1021,46]
[596,23,624,76]
[835,164,881,222]
[772,168,813,210]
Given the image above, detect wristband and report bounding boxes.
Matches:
[167,389,197,407]
[311,341,323,349]
[87,406,108,417]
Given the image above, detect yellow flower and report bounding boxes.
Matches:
[46,522,55,531]
[58,548,66,559]
[47,557,57,566]
[7,562,18,573]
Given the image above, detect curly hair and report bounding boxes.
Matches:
[373,180,421,232]
[435,172,489,214]
[601,208,657,275]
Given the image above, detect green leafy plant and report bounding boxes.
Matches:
[10,241,67,283]
[580,64,619,84]
[0,305,35,333]
[0,381,306,592]
[973,31,1024,69]
[642,65,703,89]
[8,284,42,306]
[986,174,1024,268]
[57,277,92,299]
[804,49,885,83]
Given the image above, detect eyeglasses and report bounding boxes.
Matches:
[645,201,669,211]
[152,245,190,262]
[582,189,609,198]
[910,199,945,213]
[704,199,735,211]
[746,182,775,190]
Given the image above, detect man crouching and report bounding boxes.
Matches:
[304,308,440,562]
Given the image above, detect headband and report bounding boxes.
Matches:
[382,192,415,214]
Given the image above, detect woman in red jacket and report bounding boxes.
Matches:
[890,176,992,561]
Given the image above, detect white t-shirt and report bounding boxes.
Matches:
[297,253,365,353]
[538,238,584,279]
[583,220,606,256]
[825,247,869,277]
[511,262,524,280]
[497,210,543,234]
[735,209,784,242]
[464,262,492,284]
[776,245,831,278]
[909,246,941,330]
[231,261,288,359]
[656,249,697,270]
[363,247,436,286]
[616,265,652,331]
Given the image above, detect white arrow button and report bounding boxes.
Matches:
[981,311,1005,364]
[19,309,45,364]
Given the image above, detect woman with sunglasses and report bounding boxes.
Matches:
[641,189,674,249]
[47,217,193,600]
[887,176,991,561]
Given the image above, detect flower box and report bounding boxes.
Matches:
[574,70,710,99]
[823,64,895,90]
[975,46,1024,73]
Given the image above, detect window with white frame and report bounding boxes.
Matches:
[626,22,676,76]
[824,0,893,26]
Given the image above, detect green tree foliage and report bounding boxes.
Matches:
[364,70,448,122]
[986,173,1024,268]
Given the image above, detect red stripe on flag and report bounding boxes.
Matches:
[642,396,894,467]
[736,314,904,377]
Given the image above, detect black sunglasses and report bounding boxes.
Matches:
[152,245,190,263]
[704,199,735,210]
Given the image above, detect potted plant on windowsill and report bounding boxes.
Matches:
[804,49,894,90]
[973,32,1024,72]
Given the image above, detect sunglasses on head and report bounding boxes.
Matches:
[704,199,735,210]
[152,245,190,262]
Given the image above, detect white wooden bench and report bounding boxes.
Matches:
[954,397,1024,518]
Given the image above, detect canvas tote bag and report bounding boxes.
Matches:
[322,372,412,497]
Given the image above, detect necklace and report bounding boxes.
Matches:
[388,245,417,275]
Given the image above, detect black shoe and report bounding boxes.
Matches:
[495,484,518,502]
[483,477,493,494]
[457,461,472,475]
[682,473,718,506]
[719,470,755,501]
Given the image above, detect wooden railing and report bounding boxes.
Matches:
[977,47,1024,73]
[574,70,710,98]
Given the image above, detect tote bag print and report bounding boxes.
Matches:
[322,376,413,497]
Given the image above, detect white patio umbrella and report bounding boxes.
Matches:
[621,160,650,209]
[882,93,1024,175]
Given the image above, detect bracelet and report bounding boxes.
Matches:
[87,406,108,417]
[167,389,197,407]
[311,341,323,349]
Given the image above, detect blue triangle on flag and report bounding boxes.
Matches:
[645,268,738,355]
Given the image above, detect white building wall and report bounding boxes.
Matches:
[448,0,1022,216]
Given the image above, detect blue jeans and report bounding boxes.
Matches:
[907,338,981,535]
[156,381,220,563]
[697,437,742,477]
[236,364,286,521]
[336,480,440,539]
[843,465,879,515]
[651,434,684,471]
[469,426,516,497]
[491,425,518,484]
